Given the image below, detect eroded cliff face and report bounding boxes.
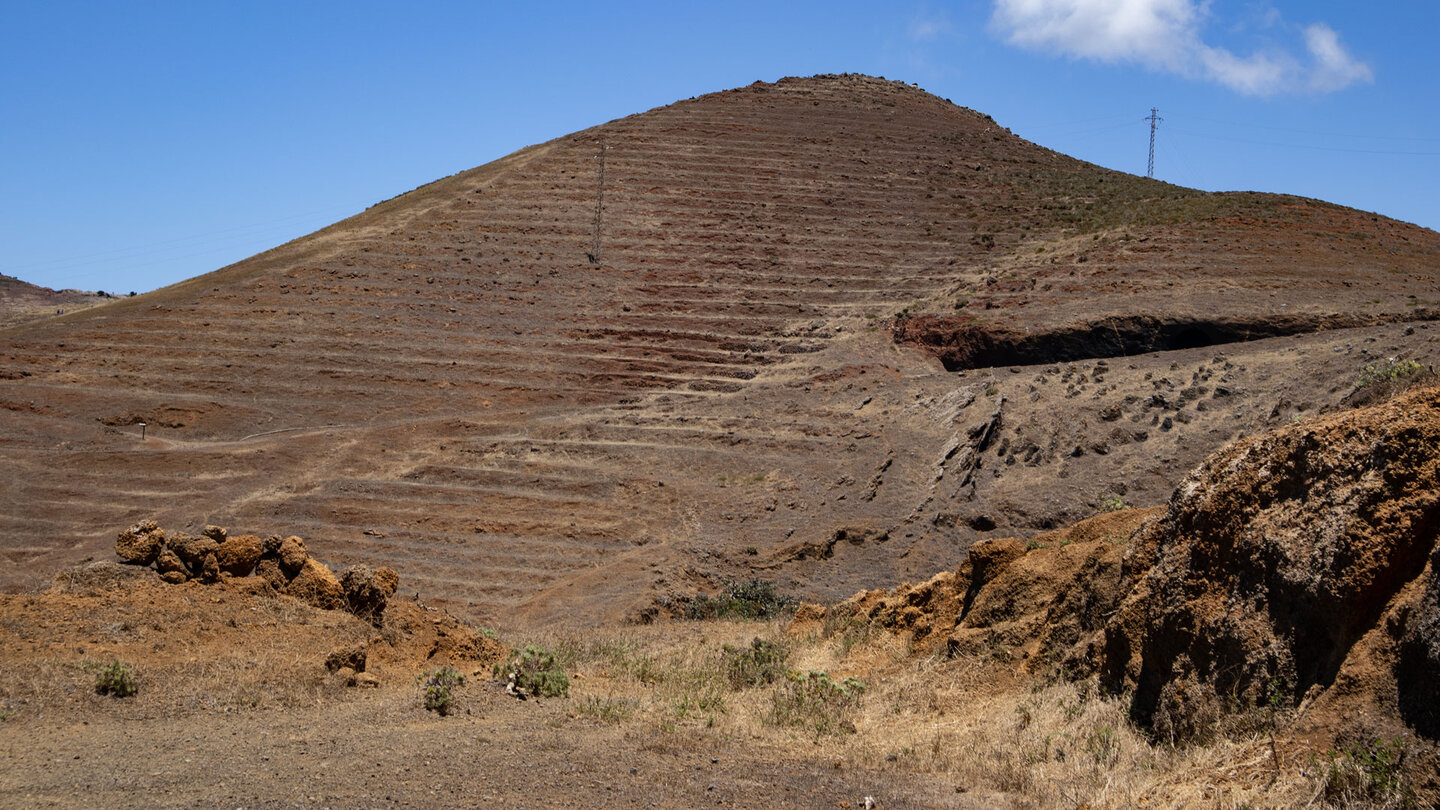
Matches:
[1105,384,1439,730]
[819,385,1440,795]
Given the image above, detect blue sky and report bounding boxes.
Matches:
[3,1,1436,294]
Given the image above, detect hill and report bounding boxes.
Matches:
[0,273,112,329]
[1,73,1438,629]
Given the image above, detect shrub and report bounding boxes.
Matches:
[1098,494,1127,512]
[416,666,465,716]
[422,684,454,715]
[494,644,570,698]
[721,638,789,690]
[417,665,465,689]
[95,661,137,698]
[1357,357,1424,388]
[1321,737,1413,807]
[1347,357,1433,408]
[768,670,866,737]
[684,579,796,621]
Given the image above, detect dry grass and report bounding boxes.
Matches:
[0,581,1399,807]
[501,619,1353,808]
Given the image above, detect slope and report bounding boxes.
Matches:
[1,73,1438,626]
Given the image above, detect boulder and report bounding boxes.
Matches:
[154,547,188,578]
[253,557,289,591]
[325,644,368,673]
[213,533,264,576]
[115,524,163,566]
[277,535,308,577]
[201,524,227,542]
[200,552,220,583]
[167,533,218,571]
[159,570,188,585]
[340,564,400,624]
[287,558,344,610]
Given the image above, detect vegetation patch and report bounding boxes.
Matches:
[495,644,570,698]
[416,665,465,716]
[683,579,796,621]
[94,660,137,698]
[720,637,789,690]
[767,670,866,737]
[1098,494,1127,513]
[577,695,638,724]
[1320,737,1414,808]
[1347,357,1434,408]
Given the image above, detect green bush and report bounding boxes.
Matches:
[495,644,570,698]
[95,661,137,698]
[768,670,866,737]
[684,579,796,621]
[1357,358,1424,389]
[422,684,454,715]
[721,637,789,690]
[1347,357,1433,408]
[416,666,465,716]
[1098,494,1127,512]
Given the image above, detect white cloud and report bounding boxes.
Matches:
[990,0,1372,95]
[1304,23,1373,92]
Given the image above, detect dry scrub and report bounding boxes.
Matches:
[490,618,1369,808]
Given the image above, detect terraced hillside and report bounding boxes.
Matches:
[3,74,1439,625]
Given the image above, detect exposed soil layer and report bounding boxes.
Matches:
[895,311,1440,371]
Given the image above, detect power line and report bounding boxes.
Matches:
[1168,127,1440,157]
[1184,114,1440,143]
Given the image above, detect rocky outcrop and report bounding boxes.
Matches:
[112,521,400,622]
[1398,542,1440,737]
[815,508,1156,663]
[814,386,1440,754]
[1101,386,1440,735]
[213,533,263,577]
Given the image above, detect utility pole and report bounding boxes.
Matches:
[1146,108,1162,179]
[589,140,608,264]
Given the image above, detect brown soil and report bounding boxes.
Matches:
[0,569,970,808]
